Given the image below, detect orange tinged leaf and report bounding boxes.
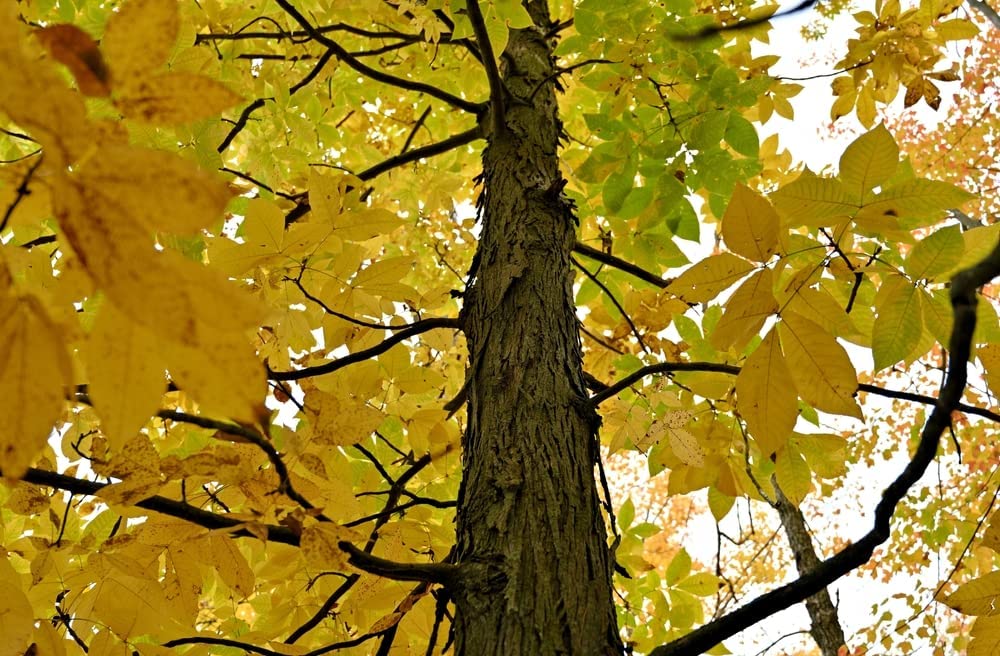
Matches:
[33,25,110,97]
[736,328,797,457]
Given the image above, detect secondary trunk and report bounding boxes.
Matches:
[453,2,623,654]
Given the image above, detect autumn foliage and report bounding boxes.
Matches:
[1,0,999,654]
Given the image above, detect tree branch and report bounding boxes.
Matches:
[465,0,506,137]
[572,256,650,354]
[156,409,322,515]
[12,466,301,545]
[650,237,1000,655]
[268,317,462,381]
[274,0,484,114]
[590,361,1000,424]
[772,480,846,656]
[286,125,484,224]
[338,540,459,585]
[572,241,672,288]
[967,0,1000,29]
[218,47,335,153]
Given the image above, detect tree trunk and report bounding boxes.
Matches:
[453,2,623,654]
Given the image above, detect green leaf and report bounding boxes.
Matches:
[724,113,759,158]
[665,548,692,586]
[771,174,856,225]
[872,274,922,371]
[905,225,963,280]
[861,179,976,228]
[838,123,898,202]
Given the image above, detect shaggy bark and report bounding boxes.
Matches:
[452,1,623,654]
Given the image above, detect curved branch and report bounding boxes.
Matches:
[13,467,301,545]
[338,540,459,585]
[268,317,462,381]
[274,0,484,114]
[286,125,484,224]
[156,409,322,515]
[590,361,1000,424]
[650,237,1000,655]
[218,48,335,153]
[572,241,672,289]
[967,0,1000,29]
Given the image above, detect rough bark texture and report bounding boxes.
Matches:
[773,482,847,656]
[452,2,623,654]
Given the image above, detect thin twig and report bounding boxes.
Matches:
[274,0,484,114]
[572,257,651,354]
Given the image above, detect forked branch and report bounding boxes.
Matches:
[649,238,1000,655]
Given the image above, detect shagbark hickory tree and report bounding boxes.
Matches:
[1,0,999,654]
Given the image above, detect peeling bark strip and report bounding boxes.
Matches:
[454,1,623,654]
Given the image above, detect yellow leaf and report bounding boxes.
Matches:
[78,145,232,234]
[0,581,32,656]
[856,84,876,128]
[775,445,811,505]
[116,72,242,125]
[93,435,163,505]
[101,0,179,82]
[736,328,797,457]
[721,184,780,262]
[936,18,979,41]
[861,179,976,228]
[0,293,71,479]
[940,571,1000,616]
[0,10,91,162]
[301,523,361,571]
[981,508,1000,554]
[636,410,693,451]
[978,344,1000,401]
[87,302,166,452]
[666,252,754,303]
[771,174,856,226]
[310,393,386,447]
[209,535,255,598]
[710,268,779,352]
[838,124,898,203]
[161,333,266,424]
[872,274,923,371]
[970,615,1000,656]
[905,225,963,280]
[31,623,68,656]
[779,311,862,419]
[56,183,264,347]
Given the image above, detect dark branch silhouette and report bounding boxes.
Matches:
[650,238,1000,655]
[268,317,462,381]
[274,0,484,114]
